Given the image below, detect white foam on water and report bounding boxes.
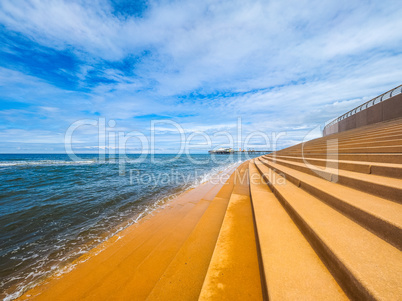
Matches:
[1,186,189,301]
[1,158,248,300]
[0,160,97,167]
[190,159,244,187]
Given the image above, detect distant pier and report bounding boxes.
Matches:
[208,148,272,154]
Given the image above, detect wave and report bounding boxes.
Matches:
[0,186,192,301]
[191,159,243,187]
[0,160,97,167]
[1,156,248,300]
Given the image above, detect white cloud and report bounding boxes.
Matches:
[0,0,402,151]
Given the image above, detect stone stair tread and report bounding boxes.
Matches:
[321,119,402,138]
[76,198,213,300]
[261,157,402,204]
[269,153,402,164]
[146,173,236,301]
[19,179,225,301]
[299,131,402,148]
[248,162,347,300]
[282,119,402,154]
[287,129,402,151]
[299,137,402,148]
[260,157,402,249]
[263,156,402,192]
[283,145,402,153]
[302,133,402,146]
[199,164,262,301]
[258,158,402,227]
[267,154,402,170]
[256,162,402,300]
[265,154,402,178]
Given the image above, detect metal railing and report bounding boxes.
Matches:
[324,84,402,129]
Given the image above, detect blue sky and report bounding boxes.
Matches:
[0,0,401,153]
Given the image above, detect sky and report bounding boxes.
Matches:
[0,0,401,154]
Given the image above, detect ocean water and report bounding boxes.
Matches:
[0,153,261,300]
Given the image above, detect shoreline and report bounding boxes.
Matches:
[11,162,241,300]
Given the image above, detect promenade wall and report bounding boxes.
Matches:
[323,92,402,136]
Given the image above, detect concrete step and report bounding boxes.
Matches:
[21,180,224,300]
[199,163,263,300]
[248,161,347,300]
[280,132,402,153]
[311,126,402,145]
[77,201,213,300]
[301,133,402,149]
[146,172,236,300]
[268,153,402,164]
[256,158,402,249]
[300,132,402,149]
[282,118,402,153]
[295,138,402,152]
[287,133,402,151]
[263,154,402,178]
[260,156,402,203]
[255,162,402,300]
[322,118,402,139]
[281,145,402,154]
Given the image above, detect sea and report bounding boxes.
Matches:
[0,153,261,300]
